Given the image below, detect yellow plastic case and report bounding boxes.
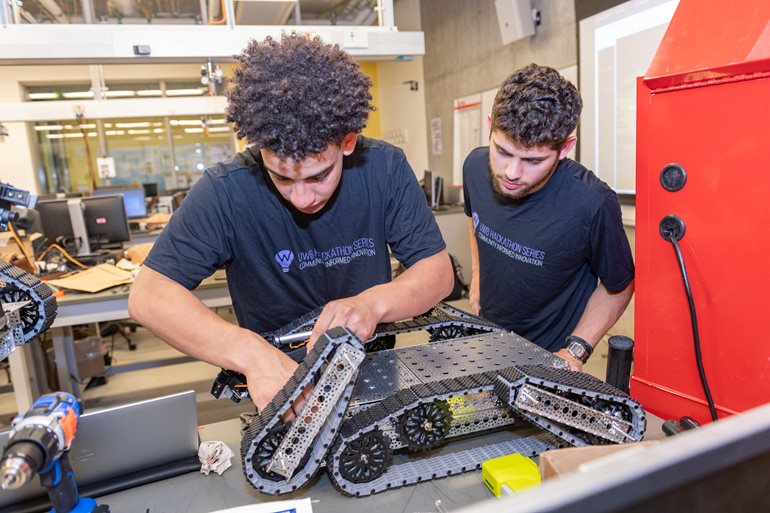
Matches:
[482,453,541,497]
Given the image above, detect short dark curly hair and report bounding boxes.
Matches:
[491,63,582,150]
[226,34,374,161]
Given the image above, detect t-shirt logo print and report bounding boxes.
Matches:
[274,250,294,273]
[472,211,480,231]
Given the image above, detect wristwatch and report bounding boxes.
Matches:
[565,335,593,364]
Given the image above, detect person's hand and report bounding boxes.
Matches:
[307,295,382,351]
[281,383,313,424]
[554,348,583,372]
[469,277,481,315]
[245,345,299,411]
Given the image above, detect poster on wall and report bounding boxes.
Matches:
[96,157,116,179]
[452,94,482,187]
[431,117,443,155]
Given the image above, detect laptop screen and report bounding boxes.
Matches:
[91,187,148,218]
[0,391,199,510]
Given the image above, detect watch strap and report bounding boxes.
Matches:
[566,335,593,363]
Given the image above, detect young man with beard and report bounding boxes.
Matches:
[463,63,634,371]
[129,34,453,411]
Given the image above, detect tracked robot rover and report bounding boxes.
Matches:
[212,303,646,497]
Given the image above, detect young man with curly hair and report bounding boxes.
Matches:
[463,64,634,371]
[129,35,453,410]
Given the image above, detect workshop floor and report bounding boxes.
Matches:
[0,299,612,428]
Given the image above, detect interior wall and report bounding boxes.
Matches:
[376,57,429,177]
[394,0,422,31]
[421,0,578,203]
[358,61,382,140]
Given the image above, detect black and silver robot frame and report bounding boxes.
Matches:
[211,303,646,497]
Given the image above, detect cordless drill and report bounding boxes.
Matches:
[0,392,107,513]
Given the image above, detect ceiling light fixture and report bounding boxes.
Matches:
[165,88,206,97]
[34,125,64,131]
[115,122,151,128]
[104,90,137,98]
[28,92,60,100]
[62,91,95,99]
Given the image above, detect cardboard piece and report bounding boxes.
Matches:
[539,441,659,480]
[143,212,171,226]
[125,243,153,265]
[45,263,133,293]
[72,335,106,381]
[0,232,36,274]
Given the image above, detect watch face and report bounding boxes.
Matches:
[568,342,586,359]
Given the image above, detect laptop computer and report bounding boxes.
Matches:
[0,390,200,513]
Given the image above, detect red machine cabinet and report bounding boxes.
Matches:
[632,0,770,423]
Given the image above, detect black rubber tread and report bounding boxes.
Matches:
[268,307,323,339]
[264,303,505,351]
[0,259,57,341]
[509,365,634,398]
[241,328,365,494]
[436,302,504,329]
[495,365,646,446]
[326,431,562,498]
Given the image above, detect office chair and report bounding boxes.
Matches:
[100,320,141,350]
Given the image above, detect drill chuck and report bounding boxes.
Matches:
[1,455,34,489]
[0,440,45,490]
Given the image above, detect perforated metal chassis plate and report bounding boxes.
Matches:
[0,302,27,360]
[494,365,646,447]
[350,331,567,407]
[515,384,635,444]
[267,343,366,479]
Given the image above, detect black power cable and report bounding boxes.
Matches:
[666,230,718,421]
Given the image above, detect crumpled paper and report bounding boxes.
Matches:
[198,440,235,475]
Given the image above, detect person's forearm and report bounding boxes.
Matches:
[571,280,635,347]
[358,249,454,323]
[467,218,481,314]
[468,218,480,281]
[128,266,267,374]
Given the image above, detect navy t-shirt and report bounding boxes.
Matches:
[144,136,446,334]
[463,147,634,351]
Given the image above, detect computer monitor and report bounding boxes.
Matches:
[84,195,131,249]
[92,186,147,218]
[422,170,444,210]
[37,199,74,240]
[37,195,130,252]
[142,182,159,198]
